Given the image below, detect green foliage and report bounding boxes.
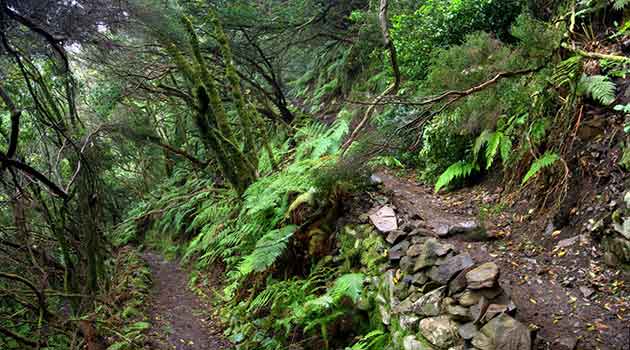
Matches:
[578,74,617,105]
[294,117,350,161]
[346,330,390,350]
[434,160,478,192]
[391,0,523,79]
[418,110,473,182]
[238,225,298,276]
[551,56,583,88]
[521,152,560,185]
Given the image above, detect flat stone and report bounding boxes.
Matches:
[418,315,460,349]
[410,272,428,286]
[448,269,470,295]
[428,253,474,284]
[389,240,410,261]
[472,314,531,350]
[448,220,481,234]
[386,230,406,244]
[435,223,450,236]
[458,322,479,340]
[447,304,471,321]
[407,243,424,257]
[470,296,489,323]
[370,205,398,233]
[466,262,499,289]
[458,290,481,307]
[479,287,504,300]
[414,239,455,271]
[412,286,446,316]
[393,297,414,314]
[400,256,414,273]
[482,304,508,322]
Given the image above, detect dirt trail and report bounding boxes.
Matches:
[143,251,231,350]
[377,171,630,350]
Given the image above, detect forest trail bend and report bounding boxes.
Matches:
[143,251,231,350]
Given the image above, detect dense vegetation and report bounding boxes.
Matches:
[1,0,628,349]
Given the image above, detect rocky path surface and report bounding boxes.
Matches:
[143,251,231,350]
[374,171,629,350]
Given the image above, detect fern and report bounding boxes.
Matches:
[551,56,582,88]
[521,151,560,185]
[349,330,390,350]
[434,160,478,192]
[579,74,616,105]
[485,131,504,169]
[238,225,298,277]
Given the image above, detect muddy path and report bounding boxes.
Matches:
[143,251,231,350]
[377,171,629,350]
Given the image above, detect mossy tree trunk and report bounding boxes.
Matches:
[168,14,264,195]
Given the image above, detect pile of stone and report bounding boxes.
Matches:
[370,206,531,350]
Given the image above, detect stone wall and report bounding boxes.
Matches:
[370,207,532,350]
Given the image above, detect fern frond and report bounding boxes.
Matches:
[350,330,390,350]
[521,151,560,185]
[328,273,364,303]
[237,225,298,276]
[551,56,582,88]
[434,160,478,192]
[485,131,503,169]
[579,74,616,105]
[472,129,492,161]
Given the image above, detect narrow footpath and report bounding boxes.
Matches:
[143,251,231,350]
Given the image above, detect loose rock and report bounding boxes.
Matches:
[458,322,479,340]
[418,315,460,349]
[428,253,474,284]
[413,286,446,316]
[472,314,531,350]
[370,206,398,233]
[466,262,499,289]
[414,239,455,271]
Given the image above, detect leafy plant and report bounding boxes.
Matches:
[434,160,478,192]
[614,104,630,114]
[578,74,617,105]
[237,225,298,276]
[521,151,560,185]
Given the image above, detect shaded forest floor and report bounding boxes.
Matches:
[376,170,629,350]
[143,251,231,350]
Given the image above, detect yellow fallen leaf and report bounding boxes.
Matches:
[529,298,537,304]
[552,230,561,237]
[557,250,567,257]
